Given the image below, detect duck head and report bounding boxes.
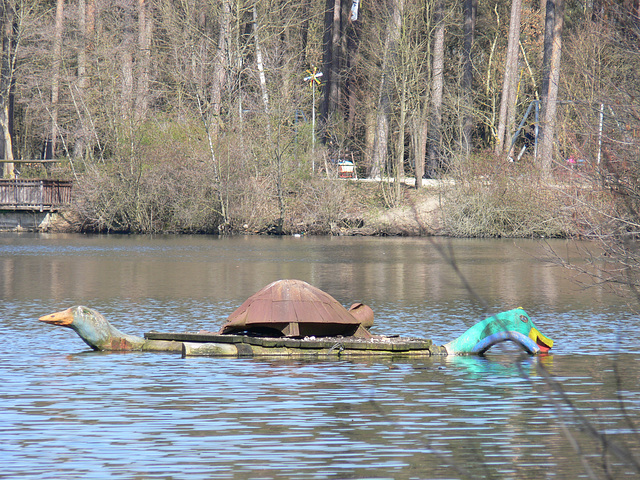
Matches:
[443,308,554,355]
[39,306,144,351]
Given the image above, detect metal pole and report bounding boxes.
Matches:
[508,100,536,156]
[534,100,539,160]
[596,103,604,165]
[303,68,322,174]
[312,86,316,154]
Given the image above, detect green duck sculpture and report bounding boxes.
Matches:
[442,308,553,355]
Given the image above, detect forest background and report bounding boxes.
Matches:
[0,0,638,240]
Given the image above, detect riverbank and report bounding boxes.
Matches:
[42,171,607,238]
[1,181,444,235]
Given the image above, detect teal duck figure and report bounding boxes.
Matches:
[443,308,553,355]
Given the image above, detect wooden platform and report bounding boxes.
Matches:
[145,331,444,357]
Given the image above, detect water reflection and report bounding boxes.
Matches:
[0,234,612,310]
[2,234,639,479]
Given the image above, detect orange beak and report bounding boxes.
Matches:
[39,308,74,327]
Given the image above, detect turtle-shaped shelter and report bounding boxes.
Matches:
[218,279,374,338]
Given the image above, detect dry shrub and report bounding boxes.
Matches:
[441,163,576,238]
[73,159,224,233]
[284,178,357,234]
[231,176,362,235]
[227,176,280,233]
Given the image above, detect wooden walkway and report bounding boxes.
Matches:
[0,179,72,212]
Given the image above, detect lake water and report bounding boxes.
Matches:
[1,233,639,479]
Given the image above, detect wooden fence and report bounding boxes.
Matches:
[0,179,72,212]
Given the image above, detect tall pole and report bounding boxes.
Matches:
[303,67,323,173]
[597,103,604,165]
[312,85,316,156]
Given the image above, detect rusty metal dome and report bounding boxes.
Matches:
[218,279,373,338]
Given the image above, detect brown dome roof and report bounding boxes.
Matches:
[219,279,373,338]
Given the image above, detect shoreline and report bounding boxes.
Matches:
[1,174,602,239]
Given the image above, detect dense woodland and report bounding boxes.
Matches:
[0,0,639,235]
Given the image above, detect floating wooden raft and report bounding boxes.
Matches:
[144,331,446,357]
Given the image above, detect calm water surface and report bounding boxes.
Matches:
[1,233,639,479]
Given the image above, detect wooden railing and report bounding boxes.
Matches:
[0,179,72,212]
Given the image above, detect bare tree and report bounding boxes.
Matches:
[427,0,444,178]
[76,0,88,91]
[494,0,522,157]
[537,0,565,178]
[0,1,17,177]
[252,3,269,114]
[210,0,231,141]
[395,0,432,189]
[461,0,477,155]
[120,0,134,120]
[134,0,151,122]
[370,0,403,179]
[73,0,96,161]
[44,0,64,160]
[320,0,343,137]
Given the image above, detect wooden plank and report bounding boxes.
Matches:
[145,331,246,343]
[145,331,434,352]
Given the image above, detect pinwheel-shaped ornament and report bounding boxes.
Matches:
[303,66,323,87]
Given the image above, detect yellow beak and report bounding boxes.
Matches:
[529,327,553,352]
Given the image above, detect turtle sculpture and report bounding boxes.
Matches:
[38,279,554,356]
[218,279,374,338]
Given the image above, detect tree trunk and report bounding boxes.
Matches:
[345,3,360,131]
[320,0,333,129]
[121,0,134,119]
[412,118,427,187]
[46,0,64,160]
[370,0,403,179]
[364,102,375,174]
[494,0,523,156]
[427,0,444,178]
[210,0,231,141]
[73,0,87,161]
[86,0,95,50]
[77,0,87,90]
[538,0,565,177]
[134,0,152,122]
[320,0,342,136]
[74,0,96,161]
[0,2,16,177]
[396,74,407,187]
[299,0,310,68]
[328,0,342,114]
[252,4,269,114]
[540,0,555,114]
[461,0,477,156]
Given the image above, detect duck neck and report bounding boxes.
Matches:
[443,310,522,355]
[72,323,146,351]
[443,320,487,355]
